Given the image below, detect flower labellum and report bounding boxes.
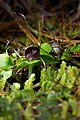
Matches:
[25,45,40,61]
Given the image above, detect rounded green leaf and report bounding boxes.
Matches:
[40,43,52,55]
[40,55,55,64]
[0,53,14,70]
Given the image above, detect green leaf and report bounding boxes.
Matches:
[16,60,28,71]
[16,59,41,71]
[40,43,52,55]
[28,60,41,77]
[61,49,70,60]
[0,53,14,70]
[0,69,12,91]
[61,44,80,60]
[28,60,41,66]
[40,55,55,64]
[1,69,12,79]
[70,44,80,52]
[40,43,57,64]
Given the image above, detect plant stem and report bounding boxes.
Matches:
[28,65,33,78]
